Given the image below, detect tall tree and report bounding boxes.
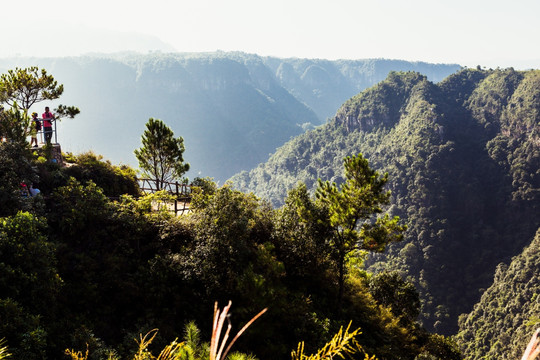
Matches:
[134,118,190,189]
[0,67,78,117]
[0,67,79,140]
[315,153,406,304]
[0,67,63,111]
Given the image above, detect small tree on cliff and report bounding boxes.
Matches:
[315,153,406,305]
[134,118,190,190]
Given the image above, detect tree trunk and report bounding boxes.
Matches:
[338,252,345,308]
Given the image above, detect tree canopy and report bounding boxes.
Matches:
[315,153,406,304]
[0,66,79,144]
[134,118,190,189]
[0,67,63,111]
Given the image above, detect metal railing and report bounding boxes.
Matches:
[138,178,192,215]
[34,118,58,145]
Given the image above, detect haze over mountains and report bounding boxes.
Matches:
[0,53,459,182]
[0,25,177,57]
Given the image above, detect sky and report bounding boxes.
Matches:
[1,0,540,69]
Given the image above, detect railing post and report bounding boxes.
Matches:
[54,119,58,144]
[39,119,44,144]
[175,181,179,216]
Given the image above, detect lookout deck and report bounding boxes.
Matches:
[138,178,192,215]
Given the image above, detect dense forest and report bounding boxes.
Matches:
[231,68,540,338]
[0,147,461,359]
[0,53,459,182]
[457,229,540,360]
[0,67,467,359]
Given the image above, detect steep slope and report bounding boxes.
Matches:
[456,229,540,360]
[230,69,540,334]
[0,53,458,182]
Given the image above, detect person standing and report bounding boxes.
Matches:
[42,106,55,144]
[30,112,41,147]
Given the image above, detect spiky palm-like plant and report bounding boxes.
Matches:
[0,339,10,360]
[291,322,375,360]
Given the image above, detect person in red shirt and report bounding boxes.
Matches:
[42,106,55,143]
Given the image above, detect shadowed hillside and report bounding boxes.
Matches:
[230,68,540,334]
[457,228,540,360]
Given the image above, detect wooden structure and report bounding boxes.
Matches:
[138,178,192,215]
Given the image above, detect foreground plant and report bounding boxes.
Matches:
[0,339,10,360]
[291,322,375,360]
[210,301,267,360]
[64,301,266,360]
[134,329,187,360]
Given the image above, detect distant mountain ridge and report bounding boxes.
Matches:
[230,68,540,335]
[0,53,459,181]
[263,57,459,121]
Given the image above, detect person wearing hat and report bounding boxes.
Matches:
[30,112,41,147]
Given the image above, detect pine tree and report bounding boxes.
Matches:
[134,118,190,189]
[315,153,406,305]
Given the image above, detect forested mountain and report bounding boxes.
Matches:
[456,229,540,360]
[230,68,540,335]
[0,53,458,182]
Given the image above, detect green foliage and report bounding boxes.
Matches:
[0,140,38,216]
[134,118,190,189]
[0,104,30,142]
[0,339,10,360]
[231,68,540,336]
[272,183,333,289]
[416,334,461,360]
[0,66,79,122]
[315,153,406,304]
[50,177,112,236]
[0,212,60,310]
[181,185,274,297]
[0,147,449,360]
[0,67,63,111]
[368,271,420,322]
[54,104,81,120]
[0,212,61,360]
[291,322,373,360]
[183,321,208,360]
[62,151,140,197]
[457,228,540,360]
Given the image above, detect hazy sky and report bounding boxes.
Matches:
[2,0,539,69]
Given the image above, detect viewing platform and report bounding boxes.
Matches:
[32,118,63,165]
